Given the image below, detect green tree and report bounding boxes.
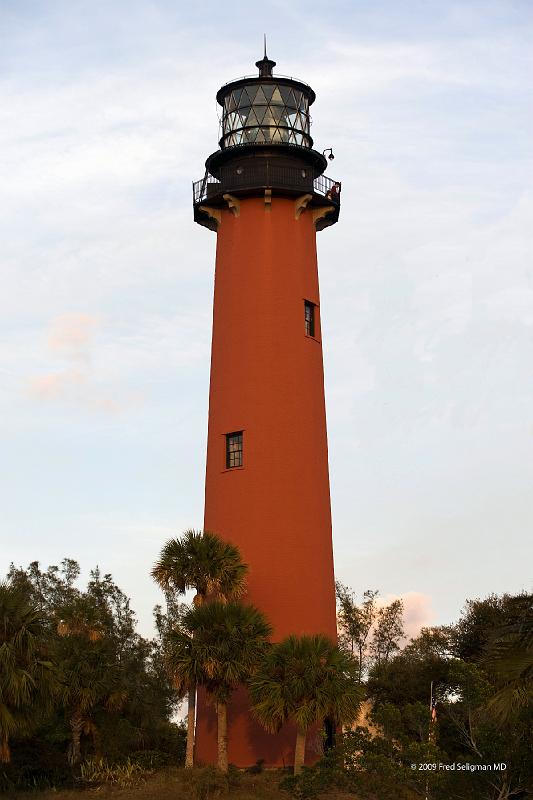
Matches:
[451,592,531,662]
[163,625,206,759]
[0,581,55,763]
[335,583,378,681]
[438,659,531,799]
[483,610,533,723]
[184,600,271,773]
[368,626,452,711]
[370,599,404,667]
[282,592,532,800]
[250,634,363,775]
[57,631,125,765]
[366,595,533,800]
[151,530,248,768]
[6,560,179,771]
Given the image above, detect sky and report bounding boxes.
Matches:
[1,0,532,641]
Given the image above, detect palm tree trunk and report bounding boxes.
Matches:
[216,700,228,773]
[294,725,307,775]
[69,713,83,765]
[0,735,10,764]
[91,724,102,759]
[185,686,196,768]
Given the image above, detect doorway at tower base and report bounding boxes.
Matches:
[194,686,324,768]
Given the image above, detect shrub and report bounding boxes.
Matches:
[279,747,343,799]
[189,765,242,799]
[0,737,72,792]
[247,758,265,774]
[130,748,173,769]
[279,728,445,800]
[78,756,147,788]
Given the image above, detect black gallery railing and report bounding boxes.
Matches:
[193,164,340,206]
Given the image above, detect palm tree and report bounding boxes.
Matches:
[184,601,272,772]
[0,581,55,763]
[57,632,125,765]
[152,530,248,768]
[164,625,206,765]
[250,634,363,775]
[483,612,533,722]
[151,529,248,606]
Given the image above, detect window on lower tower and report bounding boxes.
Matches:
[226,431,243,468]
[304,300,315,337]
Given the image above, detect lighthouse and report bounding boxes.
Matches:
[192,50,340,767]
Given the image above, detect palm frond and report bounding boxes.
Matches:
[250,634,363,734]
[151,530,248,603]
[482,611,533,721]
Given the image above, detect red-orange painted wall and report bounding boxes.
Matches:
[195,196,337,767]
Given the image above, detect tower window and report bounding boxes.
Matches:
[304,301,315,337]
[226,431,243,469]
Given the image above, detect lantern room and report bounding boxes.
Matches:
[217,54,314,149]
[193,51,341,232]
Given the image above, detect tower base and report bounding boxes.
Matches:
[194,686,325,768]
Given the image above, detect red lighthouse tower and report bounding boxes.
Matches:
[193,51,340,768]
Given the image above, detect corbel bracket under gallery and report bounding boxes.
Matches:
[294,193,313,220]
[198,205,221,229]
[222,193,240,217]
[312,206,333,229]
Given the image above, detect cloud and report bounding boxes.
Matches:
[47,312,98,362]
[27,367,143,414]
[28,368,87,398]
[26,313,142,414]
[379,592,434,641]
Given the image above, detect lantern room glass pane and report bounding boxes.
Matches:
[221,82,311,148]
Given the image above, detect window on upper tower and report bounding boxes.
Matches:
[304,301,315,337]
[226,431,243,469]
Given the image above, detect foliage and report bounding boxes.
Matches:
[482,609,533,722]
[184,601,272,704]
[285,591,532,800]
[280,728,443,799]
[0,736,72,792]
[164,625,206,696]
[335,583,378,680]
[151,530,248,604]
[129,748,175,769]
[2,559,180,786]
[367,637,451,710]
[369,598,405,666]
[0,580,56,763]
[335,585,406,677]
[450,592,531,662]
[183,600,272,772]
[152,529,250,769]
[189,764,241,799]
[251,635,362,775]
[79,756,147,788]
[2,553,531,799]
[251,635,362,734]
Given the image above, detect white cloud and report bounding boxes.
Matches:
[47,312,98,361]
[371,592,434,642]
[25,313,145,415]
[28,368,87,399]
